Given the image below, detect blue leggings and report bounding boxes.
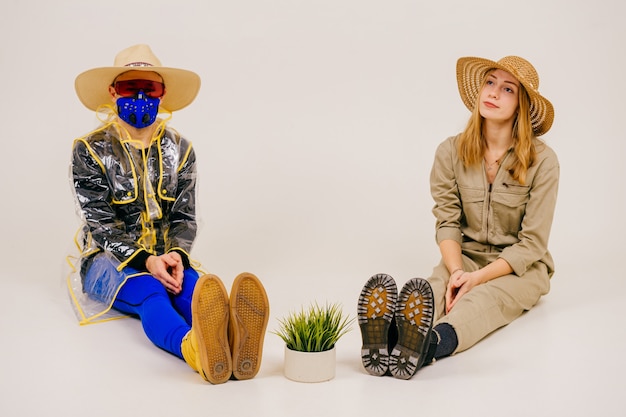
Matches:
[112,269,200,359]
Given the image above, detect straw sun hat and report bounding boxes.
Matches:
[456,56,554,136]
[75,44,201,112]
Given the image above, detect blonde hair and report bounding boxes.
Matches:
[457,72,537,184]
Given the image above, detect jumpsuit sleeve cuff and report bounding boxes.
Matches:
[436,227,463,245]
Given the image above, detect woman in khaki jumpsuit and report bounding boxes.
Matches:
[358,55,558,379]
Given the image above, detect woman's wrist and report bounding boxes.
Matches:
[450,268,464,276]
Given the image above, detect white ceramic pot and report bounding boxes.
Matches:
[283,345,336,383]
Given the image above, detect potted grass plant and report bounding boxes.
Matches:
[274,302,354,382]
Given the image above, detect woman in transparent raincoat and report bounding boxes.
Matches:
[68,44,270,384]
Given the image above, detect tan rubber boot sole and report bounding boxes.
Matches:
[229,272,270,380]
[192,274,232,384]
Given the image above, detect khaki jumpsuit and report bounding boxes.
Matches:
[428,134,559,353]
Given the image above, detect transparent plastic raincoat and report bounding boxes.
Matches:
[67,112,200,324]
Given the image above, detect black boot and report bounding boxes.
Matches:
[422,330,439,366]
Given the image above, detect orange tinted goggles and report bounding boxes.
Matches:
[113,79,165,98]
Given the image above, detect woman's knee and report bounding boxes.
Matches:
[116,275,168,306]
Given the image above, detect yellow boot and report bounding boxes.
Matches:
[229,272,270,380]
[181,329,202,373]
[181,274,232,384]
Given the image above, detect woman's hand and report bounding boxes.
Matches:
[146,252,184,294]
[444,258,514,313]
[445,269,479,314]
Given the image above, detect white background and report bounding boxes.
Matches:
[1,1,624,416]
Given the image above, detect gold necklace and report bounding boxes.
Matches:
[485,157,500,171]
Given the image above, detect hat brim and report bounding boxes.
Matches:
[75,66,201,112]
[456,57,554,136]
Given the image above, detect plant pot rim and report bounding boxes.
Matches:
[285,345,336,353]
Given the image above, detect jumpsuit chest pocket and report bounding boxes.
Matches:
[491,184,530,235]
[458,186,485,231]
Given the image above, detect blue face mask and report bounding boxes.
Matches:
[116,91,160,129]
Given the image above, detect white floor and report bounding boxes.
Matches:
[1,2,624,416]
[1,257,622,417]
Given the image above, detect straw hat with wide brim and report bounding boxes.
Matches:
[75,44,201,112]
[456,56,554,136]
